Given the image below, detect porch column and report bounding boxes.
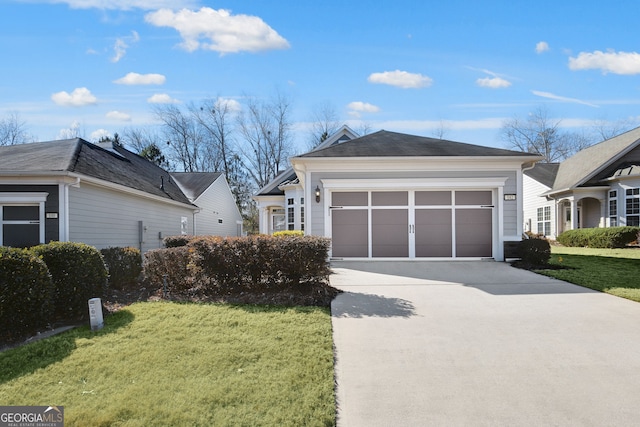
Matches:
[599,198,606,228]
[571,199,579,230]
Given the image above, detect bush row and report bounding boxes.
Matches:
[557,226,640,248]
[144,235,331,295]
[0,242,110,344]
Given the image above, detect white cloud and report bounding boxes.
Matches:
[30,1,198,10]
[145,7,290,54]
[569,50,640,75]
[106,110,132,121]
[90,129,111,141]
[535,41,549,54]
[476,77,511,88]
[111,31,140,63]
[114,72,166,85]
[347,101,380,117]
[531,90,599,107]
[147,93,180,104]
[57,120,83,139]
[215,97,241,112]
[51,87,97,106]
[367,70,433,89]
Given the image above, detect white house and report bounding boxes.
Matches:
[0,138,242,251]
[256,127,541,261]
[523,126,640,239]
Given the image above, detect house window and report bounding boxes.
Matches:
[0,192,48,248]
[287,198,294,205]
[287,207,295,230]
[537,206,551,236]
[300,206,305,232]
[626,188,640,226]
[609,190,618,227]
[271,208,285,233]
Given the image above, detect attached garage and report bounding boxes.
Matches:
[285,130,541,261]
[325,181,502,260]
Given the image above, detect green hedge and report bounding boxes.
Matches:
[557,227,640,248]
[0,247,54,344]
[101,246,143,290]
[144,235,331,296]
[31,242,108,323]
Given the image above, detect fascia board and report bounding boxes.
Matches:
[74,173,199,211]
[321,177,509,190]
[291,156,538,172]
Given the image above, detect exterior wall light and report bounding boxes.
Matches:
[315,185,321,203]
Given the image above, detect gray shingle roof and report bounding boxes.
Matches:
[524,163,560,188]
[0,138,193,205]
[550,126,640,193]
[171,172,222,201]
[298,130,539,158]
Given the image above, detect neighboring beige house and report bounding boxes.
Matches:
[0,138,242,251]
[523,126,640,239]
[256,127,541,261]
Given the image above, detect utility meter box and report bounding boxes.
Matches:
[88,298,104,331]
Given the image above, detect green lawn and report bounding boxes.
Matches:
[0,302,335,427]
[535,246,640,302]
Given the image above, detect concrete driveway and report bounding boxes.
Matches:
[330,261,640,427]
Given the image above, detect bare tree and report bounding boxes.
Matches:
[121,127,160,153]
[153,104,216,172]
[236,92,294,189]
[192,98,236,177]
[501,106,584,163]
[431,119,450,140]
[307,101,341,150]
[0,112,31,145]
[590,117,637,141]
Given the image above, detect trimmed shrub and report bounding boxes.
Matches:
[273,230,305,237]
[101,247,143,290]
[143,246,193,293]
[520,237,551,266]
[163,235,195,248]
[31,242,108,323]
[142,235,333,297]
[557,227,640,248]
[0,247,54,344]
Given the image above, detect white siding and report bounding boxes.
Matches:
[523,174,556,237]
[69,182,196,252]
[192,176,243,237]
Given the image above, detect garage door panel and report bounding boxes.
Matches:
[455,209,492,257]
[415,209,452,257]
[372,209,408,257]
[332,209,368,257]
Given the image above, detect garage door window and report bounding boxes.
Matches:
[0,192,48,248]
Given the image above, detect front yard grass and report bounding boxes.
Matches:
[0,302,335,426]
[535,246,640,302]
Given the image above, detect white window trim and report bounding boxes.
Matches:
[0,192,49,246]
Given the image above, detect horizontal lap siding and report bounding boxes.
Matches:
[193,177,243,237]
[69,183,195,252]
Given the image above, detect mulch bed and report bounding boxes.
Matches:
[102,281,341,315]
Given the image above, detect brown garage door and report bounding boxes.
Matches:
[330,190,493,259]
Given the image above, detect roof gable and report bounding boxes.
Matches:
[171,172,222,201]
[298,130,539,158]
[524,163,560,188]
[550,126,640,192]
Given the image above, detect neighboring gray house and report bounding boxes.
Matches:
[171,172,243,238]
[0,138,242,251]
[524,126,640,239]
[256,128,541,261]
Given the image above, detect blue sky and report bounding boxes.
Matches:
[2,0,640,152]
